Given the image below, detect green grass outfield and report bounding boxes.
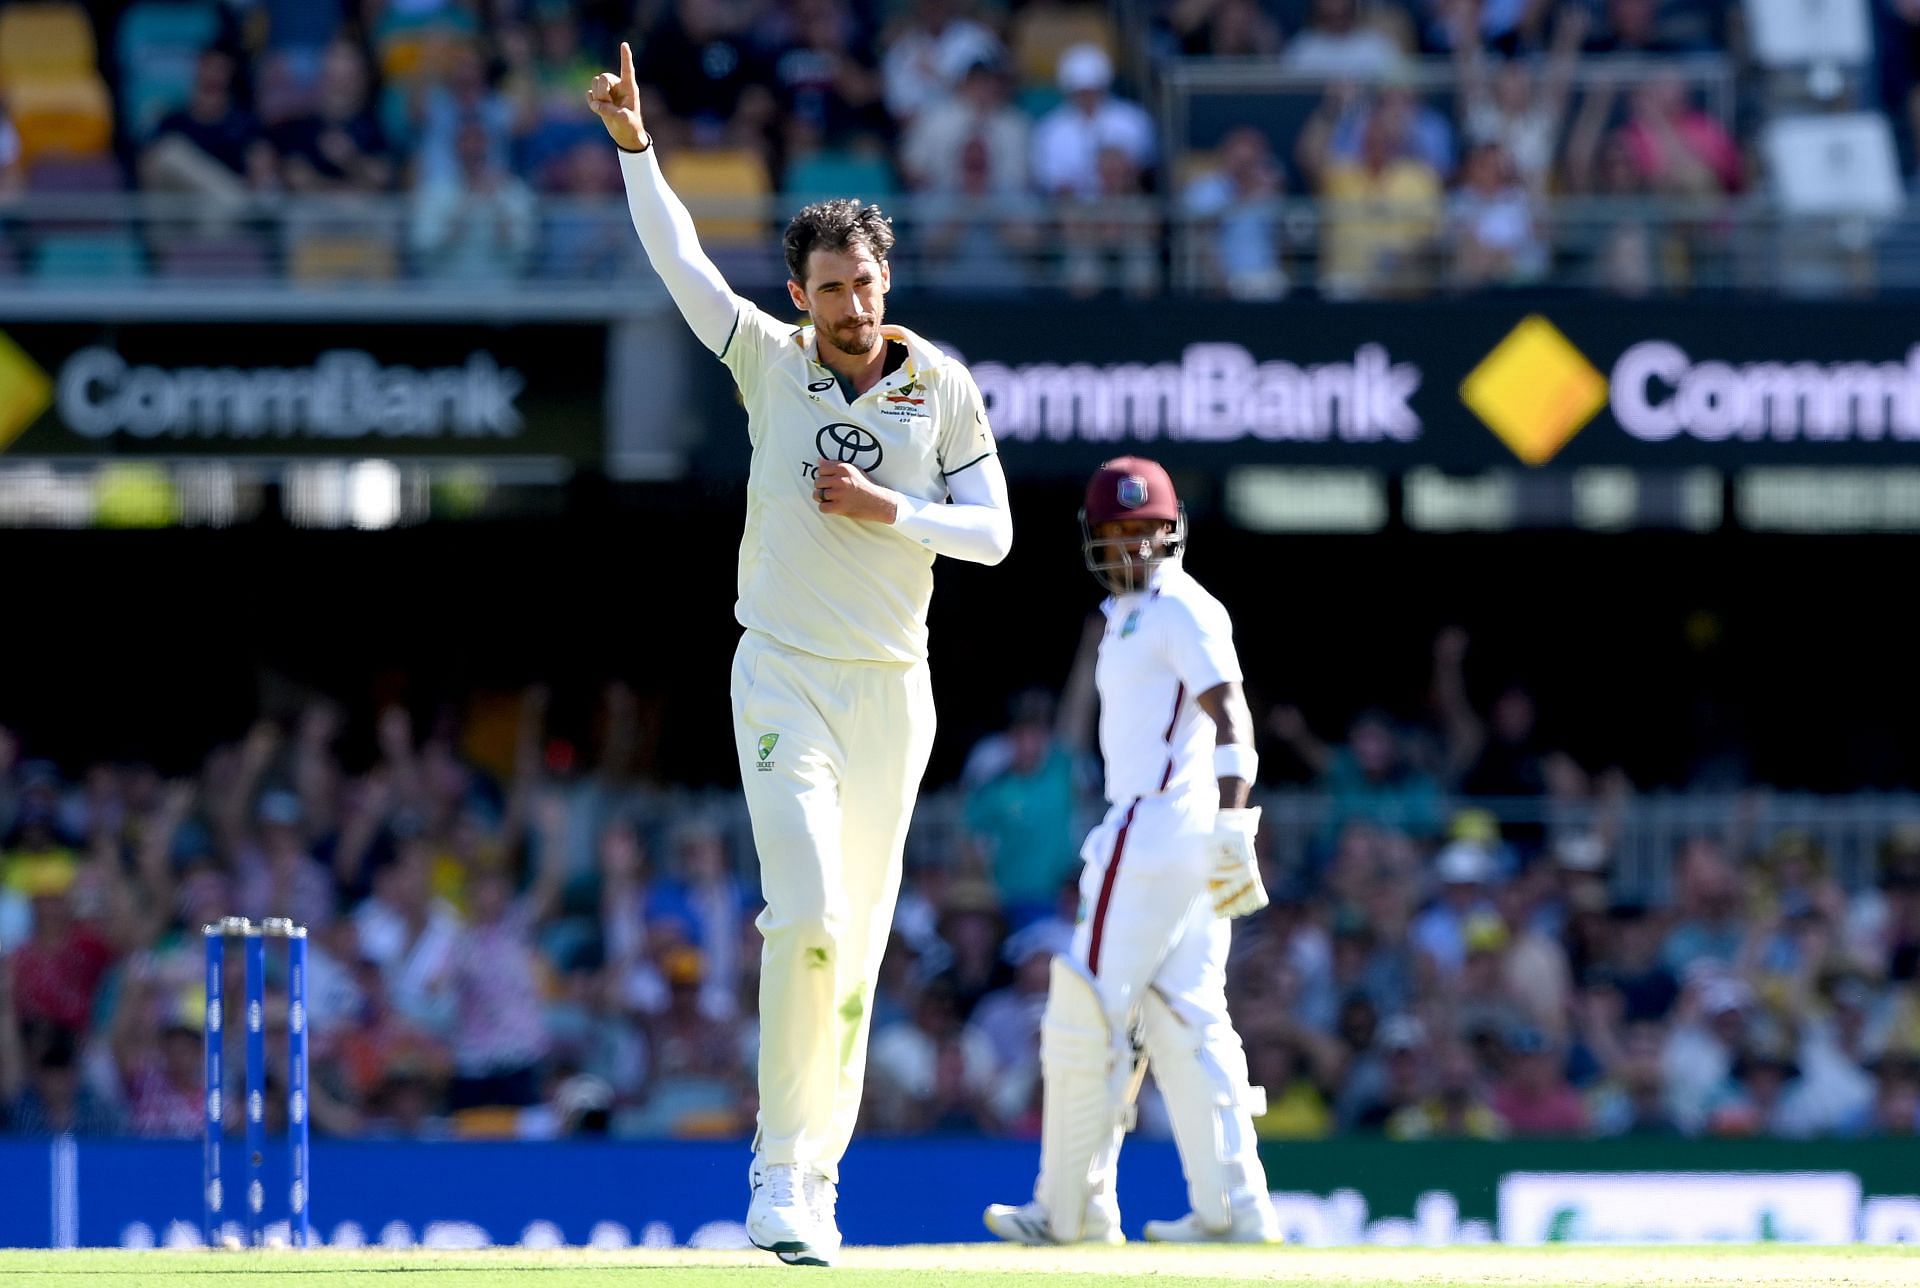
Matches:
[2,1245,1917,1288]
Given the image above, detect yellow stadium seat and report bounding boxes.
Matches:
[0,3,97,79]
[1010,4,1117,89]
[5,74,113,165]
[662,148,770,246]
[450,1107,522,1139]
[289,233,399,283]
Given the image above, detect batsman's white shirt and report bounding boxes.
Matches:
[1093,562,1243,807]
[722,306,995,663]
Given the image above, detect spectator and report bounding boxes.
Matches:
[1491,1026,1588,1134]
[3,1022,124,1136]
[962,691,1089,926]
[1447,140,1547,289]
[866,977,1000,1132]
[7,873,118,1036]
[429,841,563,1109]
[650,819,748,1021]
[633,0,779,154]
[1582,0,1710,54]
[1602,904,1680,1022]
[965,934,1054,1125]
[881,0,1005,125]
[273,40,394,193]
[354,840,461,1032]
[1584,1017,1681,1134]
[1704,1031,1816,1137]
[1454,6,1586,195]
[410,120,539,281]
[1562,77,1665,295]
[537,139,633,279]
[1662,837,1746,975]
[634,946,746,1136]
[1182,125,1289,300]
[1031,44,1157,200]
[1388,1040,1505,1138]
[765,0,890,158]
[106,973,204,1138]
[140,50,278,209]
[414,44,517,188]
[511,2,605,174]
[1619,76,1742,198]
[1280,0,1406,78]
[1322,83,1458,189]
[1343,1013,1430,1129]
[234,790,335,931]
[1166,0,1285,56]
[1660,973,1751,1132]
[902,57,1030,195]
[1271,707,1446,844]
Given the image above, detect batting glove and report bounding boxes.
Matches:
[1208,807,1269,919]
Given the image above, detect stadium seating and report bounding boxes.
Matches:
[0,2,96,80]
[114,1,220,141]
[287,231,399,282]
[1009,2,1118,90]
[156,233,273,279]
[32,231,145,280]
[784,150,899,211]
[4,75,113,165]
[661,148,770,246]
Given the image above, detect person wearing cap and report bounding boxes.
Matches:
[589,34,1013,1269]
[1030,43,1156,201]
[1410,839,1498,979]
[987,457,1280,1247]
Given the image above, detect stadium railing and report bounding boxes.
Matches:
[1,189,1907,298]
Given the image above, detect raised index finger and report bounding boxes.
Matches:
[619,41,636,95]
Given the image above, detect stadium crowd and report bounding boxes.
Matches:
[0,0,1881,294]
[4,626,1918,1145]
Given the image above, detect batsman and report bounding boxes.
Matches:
[986,457,1280,1246]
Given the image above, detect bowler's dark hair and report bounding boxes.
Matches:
[783,199,895,285]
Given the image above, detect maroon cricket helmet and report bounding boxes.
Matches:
[1083,456,1181,528]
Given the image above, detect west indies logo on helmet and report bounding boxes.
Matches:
[1080,455,1188,595]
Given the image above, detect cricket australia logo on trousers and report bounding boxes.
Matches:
[757,733,779,771]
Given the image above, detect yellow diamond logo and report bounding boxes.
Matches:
[0,329,54,454]
[1460,315,1609,466]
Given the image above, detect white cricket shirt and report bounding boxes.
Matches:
[723,307,996,663]
[1094,561,1244,805]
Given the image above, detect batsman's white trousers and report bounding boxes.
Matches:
[731,629,935,1181]
[1071,793,1226,1019]
[1069,792,1267,1219]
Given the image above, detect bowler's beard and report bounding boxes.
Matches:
[823,299,884,356]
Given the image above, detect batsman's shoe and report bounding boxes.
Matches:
[983,1199,1124,1246]
[776,1171,839,1267]
[1143,1196,1282,1244]
[747,1160,824,1266]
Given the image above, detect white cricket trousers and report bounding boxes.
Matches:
[1069,792,1267,1221]
[730,629,936,1181]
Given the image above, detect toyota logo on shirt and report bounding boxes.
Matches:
[816,423,883,472]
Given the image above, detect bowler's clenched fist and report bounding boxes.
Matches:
[814,458,899,523]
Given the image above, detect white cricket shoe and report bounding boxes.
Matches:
[747,1159,824,1266]
[776,1171,839,1267]
[1142,1196,1281,1244]
[983,1199,1124,1246]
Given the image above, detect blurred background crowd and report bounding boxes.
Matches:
[6,621,1918,1145]
[0,0,1913,295]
